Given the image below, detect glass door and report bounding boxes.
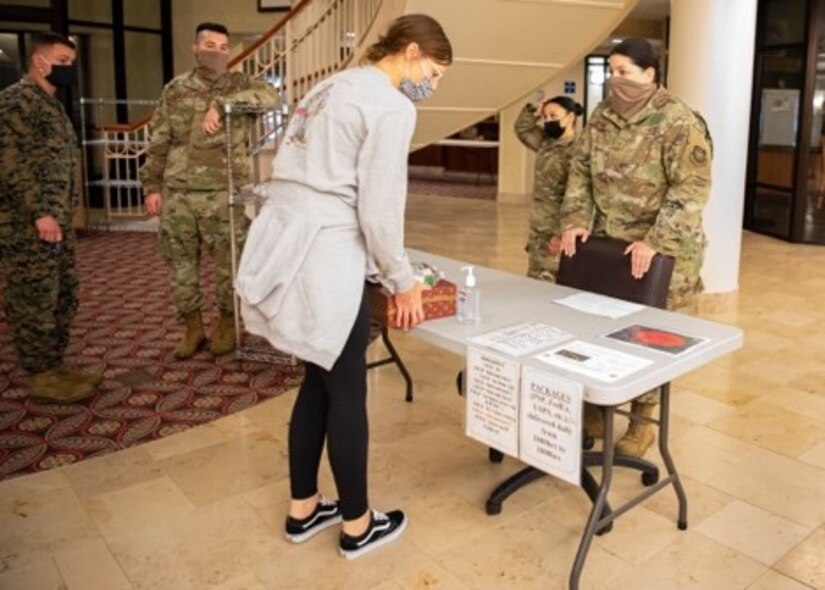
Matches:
[746,0,825,243]
[584,55,609,124]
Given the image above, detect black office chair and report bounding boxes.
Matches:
[482,236,688,539]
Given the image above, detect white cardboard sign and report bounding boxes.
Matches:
[519,366,583,486]
[464,347,521,458]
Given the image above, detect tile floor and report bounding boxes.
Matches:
[0,193,824,589]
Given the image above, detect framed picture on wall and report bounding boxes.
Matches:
[258,0,291,10]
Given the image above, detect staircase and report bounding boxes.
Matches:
[83,0,637,223]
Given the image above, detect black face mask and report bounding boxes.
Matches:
[46,64,77,88]
[544,120,564,139]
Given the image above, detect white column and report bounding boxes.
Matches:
[497,100,534,203]
[668,0,758,294]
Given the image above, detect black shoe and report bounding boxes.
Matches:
[284,496,342,543]
[339,509,407,560]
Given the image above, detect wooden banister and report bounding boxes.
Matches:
[231,0,313,65]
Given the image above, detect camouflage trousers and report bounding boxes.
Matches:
[0,223,78,373]
[525,231,560,283]
[159,190,249,320]
[636,258,702,405]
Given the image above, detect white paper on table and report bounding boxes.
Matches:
[469,322,573,357]
[519,367,583,486]
[464,347,521,458]
[534,340,653,383]
[554,292,644,319]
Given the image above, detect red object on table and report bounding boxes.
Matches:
[368,279,457,327]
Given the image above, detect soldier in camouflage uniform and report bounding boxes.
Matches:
[560,39,713,457]
[514,96,584,282]
[0,33,101,403]
[140,22,280,359]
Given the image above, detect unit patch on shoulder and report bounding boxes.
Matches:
[690,145,708,166]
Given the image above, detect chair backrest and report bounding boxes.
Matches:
[556,236,675,310]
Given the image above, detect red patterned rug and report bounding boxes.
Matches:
[0,231,304,481]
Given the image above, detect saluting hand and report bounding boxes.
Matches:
[202,106,223,135]
[625,241,657,279]
[35,215,62,243]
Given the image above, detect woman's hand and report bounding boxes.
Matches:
[547,236,562,256]
[624,241,657,279]
[560,228,590,257]
[394,281,425,330]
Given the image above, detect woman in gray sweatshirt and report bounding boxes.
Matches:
[236,14,452,559]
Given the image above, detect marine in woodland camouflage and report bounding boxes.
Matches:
[0,76,80,372]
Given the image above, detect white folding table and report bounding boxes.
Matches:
[403,249,743,590]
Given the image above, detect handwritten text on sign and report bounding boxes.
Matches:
[519,367,583,486]
[464,347,520,457]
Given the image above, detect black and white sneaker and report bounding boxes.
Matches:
[284,496,343,543]
[339,509,407,560]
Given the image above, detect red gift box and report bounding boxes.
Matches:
[368,279,457,326]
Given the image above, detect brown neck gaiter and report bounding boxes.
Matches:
[195,50,229,82]
[608,76,657,119]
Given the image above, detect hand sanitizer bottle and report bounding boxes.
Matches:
[457,266,481,324]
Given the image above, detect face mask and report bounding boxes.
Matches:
[544,120,565,139]
[608,76,657,119]
[196,50,229,78]
[399,59,435,103]
[43,62,76,88]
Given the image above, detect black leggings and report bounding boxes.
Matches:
[288,286,371,521]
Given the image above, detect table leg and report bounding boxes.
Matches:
[366,327,414,402]
[570,405,615,590]
[581,464,614,536]
[658,383,688,530]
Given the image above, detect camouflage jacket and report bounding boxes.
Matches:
[139,69,280,194]
[515,103,576,237]
[0,76,80,228]
[561,87,712,260]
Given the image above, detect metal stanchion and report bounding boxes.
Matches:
[222,102,295,366]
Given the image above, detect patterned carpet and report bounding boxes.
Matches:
[0,231,304,481]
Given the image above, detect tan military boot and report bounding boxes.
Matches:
[59,364,104,387]
[583,403,605,439]
[616,400,657,457]
[29,369,95,404]
[174,311,206,359]
[208,312,236,356]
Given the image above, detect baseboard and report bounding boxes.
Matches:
[496,192,530,204]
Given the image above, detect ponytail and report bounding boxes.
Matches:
[547,96,584,119]
[363,14,452,65]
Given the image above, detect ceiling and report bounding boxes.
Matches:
[630,0,670,20]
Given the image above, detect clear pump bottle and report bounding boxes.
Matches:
[457,266,481,324]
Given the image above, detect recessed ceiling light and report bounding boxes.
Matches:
[611,38,622,44]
